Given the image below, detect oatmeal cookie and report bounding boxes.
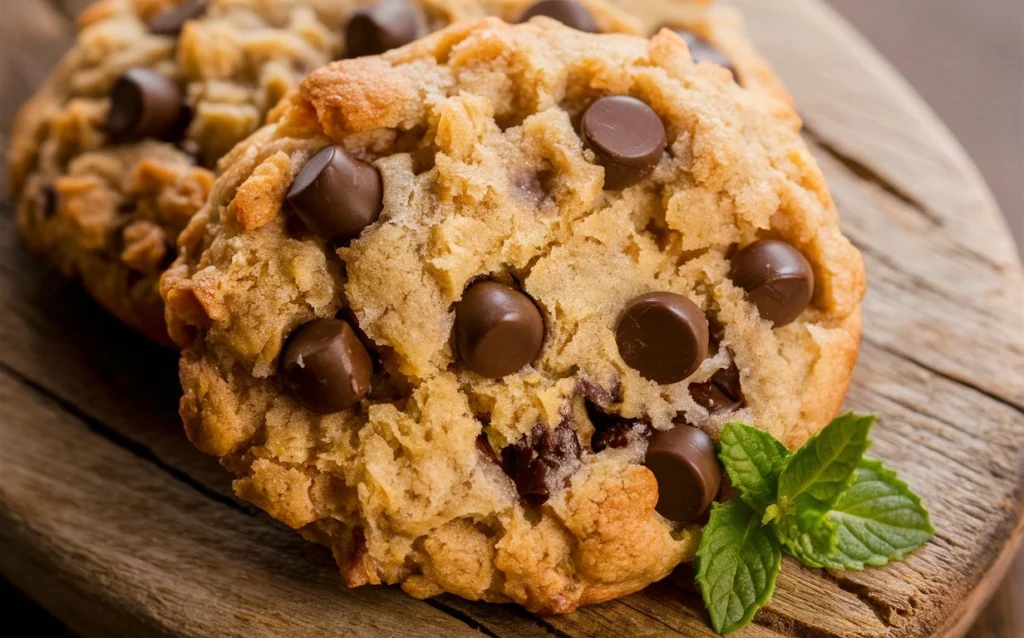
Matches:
[160,20,863,612]
[9,0,788,344]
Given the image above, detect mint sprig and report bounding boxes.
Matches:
[696,500,782,634]
[773,413,874,559]
[799,459,935,569]
[718,422,790,514]
[693,413,932,635]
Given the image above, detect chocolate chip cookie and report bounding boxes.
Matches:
[160,20,864,612]
[9,0,788,345]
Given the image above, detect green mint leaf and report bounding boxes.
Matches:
[777,413,875,504]
[696,500,782,634]
[772,503,839,566]
[718,422,790,514]
[793,459,934,569]
[773,413,874,557]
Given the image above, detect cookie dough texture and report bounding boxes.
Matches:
[161,20,864,612]
[9,0,789,344]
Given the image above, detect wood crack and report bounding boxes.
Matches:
[819,571,899,630]
[0,360,253,517]
[861,336,1024,414]
[422,600,503,638]
[425,598,571,638]
[802,125,941,226]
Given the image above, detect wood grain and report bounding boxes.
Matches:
[1,0,1022,636]
[826,0,1024,250]
[821,4,1024,626]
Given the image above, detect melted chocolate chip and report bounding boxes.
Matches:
[280,319,373,413]
[578,377,622,407]
[586,402,651,452]
[148,0,209,36]
[689,361,745,414]
[729,239,814,327]
[105,69,186,142]
[671,28,738,82]
[476,434,499,463]
[581,96,667,190]
[501,422,582,507]
[645,424,722,522]
[705,311,726,353]
[616,292,709,385]
[518,0,598,33]
[345,0,427,58]
[455,281,545,379]
[286,145,383,243]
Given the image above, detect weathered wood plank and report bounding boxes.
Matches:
[0,368,492,638]
[0,207,237,503]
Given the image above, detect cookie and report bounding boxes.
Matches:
[160,20,864,612]
[9,0,788,345]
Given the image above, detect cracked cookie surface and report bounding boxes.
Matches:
[161,20,863,612]
[9,0,788,344]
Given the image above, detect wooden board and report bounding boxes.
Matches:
[1,0,1022,636]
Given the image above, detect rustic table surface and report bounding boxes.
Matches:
[1,1,1022,637]
[824,2,1024,637]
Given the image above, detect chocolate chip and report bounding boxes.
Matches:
[147,0,209,36]
[501,422,582,507]
[587,402,652,452]
[671,28,738,82]
[592,425,629,452]
[581,96,667,189]
[455,281,544,379]
[345,0,427,58]
[616,292,709,384]
[689,361,744,414]
[593,419,647,454]
[105,69,185,142]
[518,0,598,33]
[169,103,195,143]
[729,239,814,327]
[645,424,722,522]
[286,145,383,243]
[280,319,373,413]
